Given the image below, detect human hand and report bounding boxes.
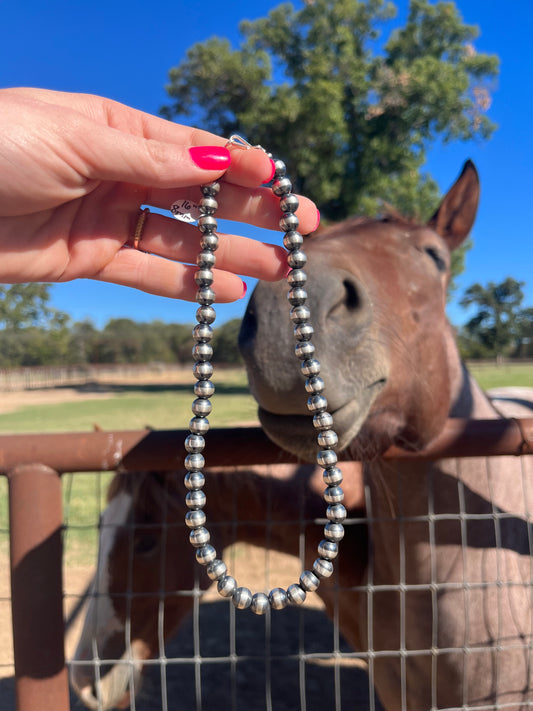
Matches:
[0,87,319,301]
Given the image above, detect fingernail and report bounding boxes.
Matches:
[313,209,321,232]
[284,265,292,279]
[267,159,276,182]
[189,146,231,170]
[240,281,248,299]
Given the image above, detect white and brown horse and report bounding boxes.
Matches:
[71,162,533,710]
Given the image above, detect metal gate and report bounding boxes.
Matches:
[1,419,532,710]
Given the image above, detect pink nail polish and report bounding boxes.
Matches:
[267,159,276,182]
[189,146,231,170]
[240,281,248,299]
[313,209,321,232]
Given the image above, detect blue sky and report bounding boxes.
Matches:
[1,0,531,328]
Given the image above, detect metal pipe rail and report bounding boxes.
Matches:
[1,418,532,711]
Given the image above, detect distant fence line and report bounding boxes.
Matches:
[0,363,189,391]
[0,359,530,392]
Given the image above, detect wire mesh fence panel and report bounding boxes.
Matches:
[1,419,532,711]
[64,447,533,711]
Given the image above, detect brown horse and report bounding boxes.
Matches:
[71,162,533,710]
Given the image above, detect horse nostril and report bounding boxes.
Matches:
[343,278,361,311]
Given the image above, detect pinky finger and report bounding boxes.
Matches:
[93,246,248,302]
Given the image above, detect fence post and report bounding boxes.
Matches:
[8,463,70,711]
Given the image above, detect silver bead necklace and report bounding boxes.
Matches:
[184,136,346,614]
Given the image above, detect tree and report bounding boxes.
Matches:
[0,284,69,331]
[212,319,244,365]
[162,0,498,222]
[458,277,529,359]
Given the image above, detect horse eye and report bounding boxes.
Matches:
[424,247,447,272]
[134,533,159,556]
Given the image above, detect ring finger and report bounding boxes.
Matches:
[128,210,290,282]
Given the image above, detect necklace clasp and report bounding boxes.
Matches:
[225,134,271,157]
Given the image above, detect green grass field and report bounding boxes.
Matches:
[0,363,531,566]
[466,362,533,389]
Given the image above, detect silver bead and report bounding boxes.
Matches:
[217,575,237,598]
[192,343,213,361]
[184,434,205,453]
[197,251,216,269]
[196,544,217,565]
[318,430,339,448]
[272,177,292,196]
[250,592,270,615]
[192,398,212,417]
[197,215,217,233]
[189,416,209,434]
[317,449,337,468]
[206,559,227,581]
[201,182,220,197]
[185,490,205,509]
[184,471,205,490]
[307,394,328,412]
[287,269,307,287]
[324,522,345,542]
[269,587,288,610]
[323,466,343,485]
[283,230,303,250]
[294,323,314,341]
[299,570,320,592]
[313,558,334,578]
[287,584,306,606]
[185,452,205,471]
[324,485,344,503]
[194,380,215,398]
[290,305,311,324]
[280,213,299,232]
[305,375,324,393]
[193,361,213,380]
[185,509,206,528]
[193,323,213,342]
[287,250,307,269]
[233,587,253,610]
[273,159,286,178]
[189,527,210,548]
[199,196,218,215]
[295,342,315,360]
[196,286,216,305]
[194,269,214,287]
[301,359,321,376]
[196,305,216,324]
[200,233,219,250]
[287,287,308,305]
[313,412,334,430]
[318,539,338,560]
[280,194,299,213]
[327,504,347,522]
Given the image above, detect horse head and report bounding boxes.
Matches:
[239,161,480,460]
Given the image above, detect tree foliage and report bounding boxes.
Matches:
[0,315,244,368]
[458,277,533,359]
[162,0,498,222]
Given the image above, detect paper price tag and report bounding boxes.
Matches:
[171,199,201,223]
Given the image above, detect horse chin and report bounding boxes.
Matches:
[258,397,376,462]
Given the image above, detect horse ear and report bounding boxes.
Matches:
[427,160,480,251]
